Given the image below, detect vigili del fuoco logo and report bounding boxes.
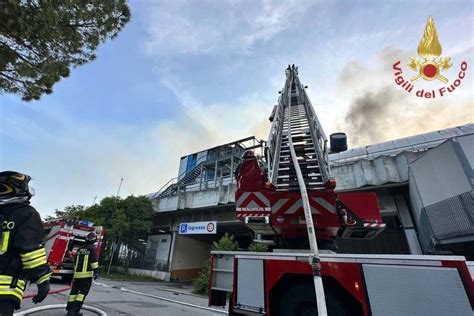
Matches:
[392,16,468,98]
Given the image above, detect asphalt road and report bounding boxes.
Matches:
[17,278,228,316]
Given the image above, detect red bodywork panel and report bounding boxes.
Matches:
[235,154,385,240]
[46,223,72,266]
[337,192,383,223]
[442,260,474,307]
[263,260,369,315]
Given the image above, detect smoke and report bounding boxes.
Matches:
[344,87,398,146]
[344,86,473,146]
[338,47,474,147]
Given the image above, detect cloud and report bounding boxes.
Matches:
[144,0,315,56]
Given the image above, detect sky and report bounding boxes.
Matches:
[1,0,473,217]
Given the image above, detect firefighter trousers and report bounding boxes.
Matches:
[0,300,15,316]
[66,278,92,313]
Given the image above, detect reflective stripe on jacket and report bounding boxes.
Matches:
[73,244,99,279]
[0,202,51,306]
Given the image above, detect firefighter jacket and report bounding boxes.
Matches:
[0,202,51,306]
[73,244,98,279]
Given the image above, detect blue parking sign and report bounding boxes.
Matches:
[180,224,188,234]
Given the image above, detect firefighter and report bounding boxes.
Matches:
[0,171,51,316]
[66,232,99,316]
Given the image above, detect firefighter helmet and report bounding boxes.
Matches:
[0,171,34,202]
[242,150,255,159]
[85,232,97,244]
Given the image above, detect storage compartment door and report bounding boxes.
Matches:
[363,264,472,315]
[236,259,265,313]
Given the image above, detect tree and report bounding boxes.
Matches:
[0,0,130,100]
[44,204,86,221]
[82,195,154,265]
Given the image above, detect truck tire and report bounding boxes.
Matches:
[278,283,317,316]
[278,282,354,316]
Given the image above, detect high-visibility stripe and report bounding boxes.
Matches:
[76,294,85,302]
[68,294,77,302]
[0,232,10,254]
[20,248,45,261]
[74,254,79,272]
[36,272,52,285]
[91,262,99,269]
[74,271,93,279]
[17,279,26,290]
[22,255,47,269]
[0,276,25,289]
[0,284,25,301]
[0,276,12,285]
[0,289,23,300]
[82,254,89,272]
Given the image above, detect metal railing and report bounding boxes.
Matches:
[152,137,265,200]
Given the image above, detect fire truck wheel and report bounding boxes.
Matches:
[279,283,317,316]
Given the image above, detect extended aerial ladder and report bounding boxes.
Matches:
[269,65,330,192]
[237,65,385,246]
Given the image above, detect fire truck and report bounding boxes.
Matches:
[43,219,105,283]
[208,65,474,315]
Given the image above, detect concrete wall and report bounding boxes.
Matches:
[128,268,171,281]
[154,183,236,213]
[170,234,211,281]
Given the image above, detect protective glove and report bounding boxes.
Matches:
[94,270,99,280]
[32,281,50,304]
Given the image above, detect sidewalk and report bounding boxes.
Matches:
[100,278,201,297]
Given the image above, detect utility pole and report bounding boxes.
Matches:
[107,178,124,278]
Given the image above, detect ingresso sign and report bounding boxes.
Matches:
[179,221,217,235]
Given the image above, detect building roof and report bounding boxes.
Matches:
[329,124,474,166]
[330,123,474,191]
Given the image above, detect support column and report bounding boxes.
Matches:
[395,195,422,254]
[214,160,218,188]
[230,156,234,184]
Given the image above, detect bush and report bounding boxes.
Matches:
[212,233,238,251]
[193,233,238,295]
[248,242,268,252]
[192,259,211,295]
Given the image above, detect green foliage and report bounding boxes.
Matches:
[193,233,238,295]
[248,242,268,252]
[98,266,157,282]
[0,0,130,100]
[45,205,86,221]
[83,195,154,250]
[192,259,210,295]
[211,233,238,251]
[49,195,154,258]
